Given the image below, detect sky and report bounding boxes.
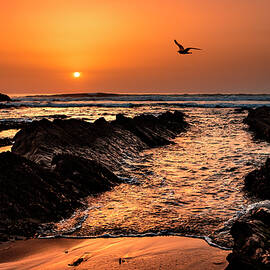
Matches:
[0,0,270,95]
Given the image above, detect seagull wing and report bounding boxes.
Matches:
[185,47,202,51]
[174,40,184,50]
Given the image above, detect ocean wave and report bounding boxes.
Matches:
[213,200,270,239]
[13,93,270,103]
[5,101,270,108]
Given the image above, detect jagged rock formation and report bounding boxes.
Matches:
[245,106,270,141]
[0,111,187,240]
[226,107,270,269]
[0,138,12,147]
[0,93,11,102]
[244,107,270,199]
[52,154,121,194]
[245,158,270,199]
[226,206,270,270]
[12,111,187,171]
[0,152,121,241]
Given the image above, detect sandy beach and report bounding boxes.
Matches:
[0,236,229,270]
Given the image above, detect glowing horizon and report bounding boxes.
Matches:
[1,0,270,95]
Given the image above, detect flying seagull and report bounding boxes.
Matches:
[174,40,202,54]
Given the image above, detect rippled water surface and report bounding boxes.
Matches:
[1,102,270,246]
[38,108,269,247]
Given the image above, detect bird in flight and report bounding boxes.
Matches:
[174,40,202,54]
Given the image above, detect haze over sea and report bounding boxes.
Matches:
[1,93,270,248]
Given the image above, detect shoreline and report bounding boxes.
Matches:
[0,236,229,270]
[37,233,232,251]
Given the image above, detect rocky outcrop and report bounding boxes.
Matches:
[244,158,270,199]
[245,106,270,141]
[0,138,12,147]
[0,152,121,241]
[0,116,66,132]
[0,121,29,132]
[1,111,187,240]
[226,206,270,269]
[226,106,270,268]
[12,111,187,170]
[0,93,11,102]
[52,154,121,194]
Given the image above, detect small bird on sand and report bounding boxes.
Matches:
[174,40,202,54]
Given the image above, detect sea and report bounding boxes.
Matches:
[1,93,270,249]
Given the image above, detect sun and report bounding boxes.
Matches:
[73,72,81,78]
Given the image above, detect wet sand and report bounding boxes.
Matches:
[0,236,229,270]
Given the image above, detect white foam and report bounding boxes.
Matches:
[215,200,270,238]
[5,100,270,109]
[37,231,231,250]
[13,94,270,103]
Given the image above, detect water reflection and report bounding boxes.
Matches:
[50,108,270,247]
[0,145,12,153]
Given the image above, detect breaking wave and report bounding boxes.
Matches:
[4,93,270,108]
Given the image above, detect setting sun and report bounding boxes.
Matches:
[73,72,81,78]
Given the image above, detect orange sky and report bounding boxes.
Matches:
[1,0,270,95]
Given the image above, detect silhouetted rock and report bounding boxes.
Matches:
[0,138,12,147]
[0,104,10,110]
[1,111,187,240]
[245,106,270,141]
[0,152,120,240]
[244,106,270,199]
[12,111,188,169]
[226,207,270,269]
[244,158,270,199]
[0,93,11,102]
[52,154,122,194]
[227,107,270,268]
[234,107,251,113]
[0,121,30,132]
[113,113,173,147]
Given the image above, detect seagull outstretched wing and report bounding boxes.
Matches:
[185,47,202,51]
[174,40,184,50]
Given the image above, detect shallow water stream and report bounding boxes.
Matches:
[43,108,270,247]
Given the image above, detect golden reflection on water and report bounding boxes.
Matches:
[52,108,270,246]
[1,105,270,246]
[0,146,12,153]
[0,129,19,138]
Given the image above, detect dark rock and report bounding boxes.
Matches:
[244,158,270,199]
[0,138,12,147]
[52,154,122,194]
[113,113,171,147]
[0,104,11,110]
[226,207,270,269]
[244,106,270,142]
[12,111,188,169]
[94,117,107,125]
[0,93,11,102]
[47,114,68,120]
[112,111,187,148]
[0,121,30,132]
[234,107,251,113]
[1,111,187,240]
[243,106,270,199]
[230,106,270,269]
[244,109,270,198]
[0,152,120,239]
